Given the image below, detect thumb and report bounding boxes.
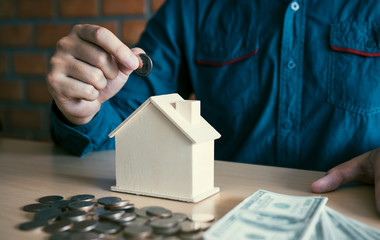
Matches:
[311,171,346,193]
[98,47,148,103]
[311,153,369,193]
[116,47,146,76]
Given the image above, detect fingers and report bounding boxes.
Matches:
[48,55,108,99]
[311,151,372,193]
[311,170,346,193]
[73,24,139,70]
[58,36,119,80]
[47,24,145,125]
[48,71,99,103]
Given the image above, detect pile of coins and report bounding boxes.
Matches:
[19,194,215,240]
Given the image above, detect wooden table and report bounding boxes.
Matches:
[0,138,379,239]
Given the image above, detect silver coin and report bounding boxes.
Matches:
[104,199,129,208]
[71,219,98,232]
[97,196,122,206]
[22,203,50,212]
[135,208,149,218]
[194,221,212,231]
[106,203,134,212]
[91,206,107,219]
[94,221,122,234]
[154,225,180,235]
[68,201,96,212]
[99,210,125,221]
[146,206,172,218]
[61,210,87,222]
[90,207,107,221]
[50,200,72,210]
[117,212,137,223]
[71,194,95,202]
[150,218,178,230]
[127,217,149,227]
[34,207,62,221]
[39,195,64,204]
[124,225,153,238]
[19,220,47,231]
[135,53,153,77]
[69,232,101,240]
[43,219,73,233]
[190,213,215,223]
[49,231,72,240]
[135,207,158,221]
[179,221,200,234]
[171,213,188,222]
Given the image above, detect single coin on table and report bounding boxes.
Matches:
[146,206,172,218]
[22,203,50,212]
[97,196,122,206]
[99,210,125,221]
[60,210,87,222]
[34,207,62,221]
[68,201,96,212]
[19,220,47,231]
[38,195,64,204]
[50,200,72,209]
[71,194,95,202]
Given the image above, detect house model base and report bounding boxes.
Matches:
[109,94,221,203]
[111,186,220,203]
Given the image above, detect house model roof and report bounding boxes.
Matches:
[109,93,221,143]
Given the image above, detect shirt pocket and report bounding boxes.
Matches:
[328,22,380,115]
[194,31,259,114]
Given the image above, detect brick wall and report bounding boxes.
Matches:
[0,0,165,141]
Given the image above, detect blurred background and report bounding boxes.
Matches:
[0,0,165,141]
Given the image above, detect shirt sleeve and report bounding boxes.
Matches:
[49,0,190,156]
[50,100,121,156]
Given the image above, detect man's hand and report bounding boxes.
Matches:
[47,24,144,125]
[311,148,380,212]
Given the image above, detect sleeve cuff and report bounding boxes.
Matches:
[50,101,116,156]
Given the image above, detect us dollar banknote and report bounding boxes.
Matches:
[204,190,328,240]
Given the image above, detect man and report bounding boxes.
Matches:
[47,0,380,213]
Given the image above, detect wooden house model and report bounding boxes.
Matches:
[109,93,221,202]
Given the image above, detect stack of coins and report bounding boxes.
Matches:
[19,194,214,240]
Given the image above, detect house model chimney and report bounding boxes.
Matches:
[174,100,200,125]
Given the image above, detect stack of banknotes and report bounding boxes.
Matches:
[204,190,380,240]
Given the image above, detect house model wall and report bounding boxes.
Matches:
[109,93,221,202]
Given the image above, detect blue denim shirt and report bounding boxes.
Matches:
[51,0,380,171]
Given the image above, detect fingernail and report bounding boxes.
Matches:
[124,53,139,69]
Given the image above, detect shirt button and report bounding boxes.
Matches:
[283,120,293,130]
[291,2,300,11]
[366,40,375,48]
[287,60,296,69]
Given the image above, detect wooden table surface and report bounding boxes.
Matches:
[0,138,379,239]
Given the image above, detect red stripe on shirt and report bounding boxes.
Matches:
[331,46,380,57]
[196,49,259,66]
